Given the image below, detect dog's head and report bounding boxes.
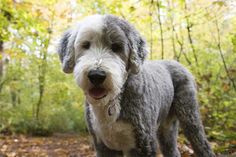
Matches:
[58,14,147,105]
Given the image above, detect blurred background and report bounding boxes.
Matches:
[0,0,236,155]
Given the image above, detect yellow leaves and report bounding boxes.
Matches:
[5,48,26,59]
[212,0,226,7]
[210,141,219,150]
[1,144,8,152]
[179,145,194,157]
[31,6,51,22]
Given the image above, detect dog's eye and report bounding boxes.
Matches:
[81,41,90,49]
[111,43,122,52]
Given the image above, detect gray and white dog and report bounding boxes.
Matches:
[58,14,215,157]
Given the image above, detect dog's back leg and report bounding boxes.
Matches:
[157,117,181,157]
[173,83,215,157]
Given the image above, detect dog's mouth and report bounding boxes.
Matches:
[88,87,107,100]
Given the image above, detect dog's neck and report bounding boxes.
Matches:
[89,95,121,125]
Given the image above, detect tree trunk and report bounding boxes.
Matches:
[156,0,164,59]
[34,9,55,121]
[0,40,4,93]
[175,29,192,65]
[167,0,177,60]
[214,17,236,92]
[0,40,3,78]
[35,48,48,121]
[184,0,198,66]
[149,0,154,59]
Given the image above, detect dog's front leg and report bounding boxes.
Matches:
[94,142,123,157]
[126,130,158,157]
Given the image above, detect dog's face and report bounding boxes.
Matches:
[58,15,147,105]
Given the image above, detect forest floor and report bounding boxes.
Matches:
[0,133,235,157]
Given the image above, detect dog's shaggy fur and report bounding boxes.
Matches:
[58,14,215,157]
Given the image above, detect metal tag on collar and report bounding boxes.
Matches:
[108,105,115,116]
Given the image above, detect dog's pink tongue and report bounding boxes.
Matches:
[89,87,106,99]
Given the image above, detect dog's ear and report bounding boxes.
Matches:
[111,16,148,74]
[127,34,147,74]
[105,15,148,74]
[58,29,77,73]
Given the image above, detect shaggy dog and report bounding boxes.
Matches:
[58,14,215,157]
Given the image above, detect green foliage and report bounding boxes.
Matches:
[196,49,236,137]
[0,56,86,134]
[0,0,87,134]
[0,56,86,135]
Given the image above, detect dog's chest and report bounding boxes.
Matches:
[89,103,135,151]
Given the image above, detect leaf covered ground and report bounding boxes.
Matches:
[0,134,95,157]
[0,133,235,157]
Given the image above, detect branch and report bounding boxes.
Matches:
[214,17,236,92]
[149,0,154,59]
[184,0,199,66]
[175,30,192,65]
[167,0,177,60]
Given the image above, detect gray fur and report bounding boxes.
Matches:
[58,14,215,157]
[58,29,77,73]
[103,15,147,74]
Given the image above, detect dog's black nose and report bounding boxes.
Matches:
[88,69,106,85]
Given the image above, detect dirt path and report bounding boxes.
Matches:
[0,134,95,157]
[0,134,235,157]
[0,133,194,157]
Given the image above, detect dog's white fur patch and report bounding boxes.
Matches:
[89,101,135,151]
[72,15,134,152]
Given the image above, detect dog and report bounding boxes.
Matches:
[57,14,215,157]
